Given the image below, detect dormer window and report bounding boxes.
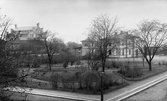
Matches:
[85,43,88,46]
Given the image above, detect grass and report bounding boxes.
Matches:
[32,69,77,82]
[25,66,128,95]
[15,60,167,95]
[12,80,53,90]
[116,62,167,81]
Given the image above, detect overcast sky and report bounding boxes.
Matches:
[1,0,167,43]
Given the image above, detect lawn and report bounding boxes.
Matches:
[16,57,167,95]
[115,61,167,81]
[22,65,128,94]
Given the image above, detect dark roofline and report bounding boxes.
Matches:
[74,46,82,49]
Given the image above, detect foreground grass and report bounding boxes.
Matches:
[15,66,128,95]
[116,62,167,81]
[14,61,167,95]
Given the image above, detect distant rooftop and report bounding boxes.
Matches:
[13,26,36,31]
[73,46,82,49]
[11,23,40,32]
[81,38,93,42]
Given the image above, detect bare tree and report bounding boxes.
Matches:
[67,41,81,49]
[134,20,167,71]
[0,15,30,100]
[65,41,81,65]
[38,31,64,71]
[88,14,118,72]
[88,46,100,70]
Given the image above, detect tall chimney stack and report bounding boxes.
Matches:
[37,23,39,27]
[15,24,17,28]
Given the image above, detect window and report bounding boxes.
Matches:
[122,49,124,55]
[136,49,138,57]
[129,49,131,55]
[109,50,111,55]
[114,50,116,55]
[128,41,131,45]
[85,43,88,46]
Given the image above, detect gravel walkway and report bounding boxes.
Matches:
[125,80,167,101]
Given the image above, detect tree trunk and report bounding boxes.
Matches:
[102,65,105,72]
[148,61,152,71]
[142,58,144,67]
[48,58,52,71]
[49,63,51,71]
[102,59,105,72]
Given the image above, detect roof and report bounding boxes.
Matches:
[74,46,82,49]
[117,32,138,39]
[13,26,36,31]
[81,38,94,42]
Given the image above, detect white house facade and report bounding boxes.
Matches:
[81,31,141,58]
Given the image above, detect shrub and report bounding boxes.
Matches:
[96,74,111,90]
[51,73,61,89]
[163,61,165,65]
[76,60,81,65]
[131,65,142,78]
[92,73,120,93]
[118,65,142,78]
[51,70,124,93]
[105,61,123,69]
[74,71,84,89]
[77,65,88,72]
[51,72,78,90]
[105,61,112,69]
[111,61,118,68]
[63,62,68,68]
[81,71,100,91]
[32,61,39,68]
[1,67,18,78]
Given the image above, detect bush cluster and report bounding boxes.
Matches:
[105,61,123,69]
[118,65,142,78]
[51,70,121,93]
[158,61,167,65]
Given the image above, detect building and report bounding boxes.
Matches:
[81,38,95,56]
[7,23,43,49]
[81,31,141,58]
[110,31,140,58]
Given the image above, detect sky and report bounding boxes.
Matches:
[0,0,167,43]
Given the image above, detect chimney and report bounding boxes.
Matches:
[37,23,39,27]
[15,24,17,28]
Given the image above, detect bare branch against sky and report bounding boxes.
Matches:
[0,0,167,43]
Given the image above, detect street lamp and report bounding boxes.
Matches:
[100,71,104,101]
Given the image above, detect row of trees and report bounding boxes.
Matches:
[1,12,167,100]
[0,14,81,100]
[87,15,167,72]
[19,31,81,71]
[0,14,24,100]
